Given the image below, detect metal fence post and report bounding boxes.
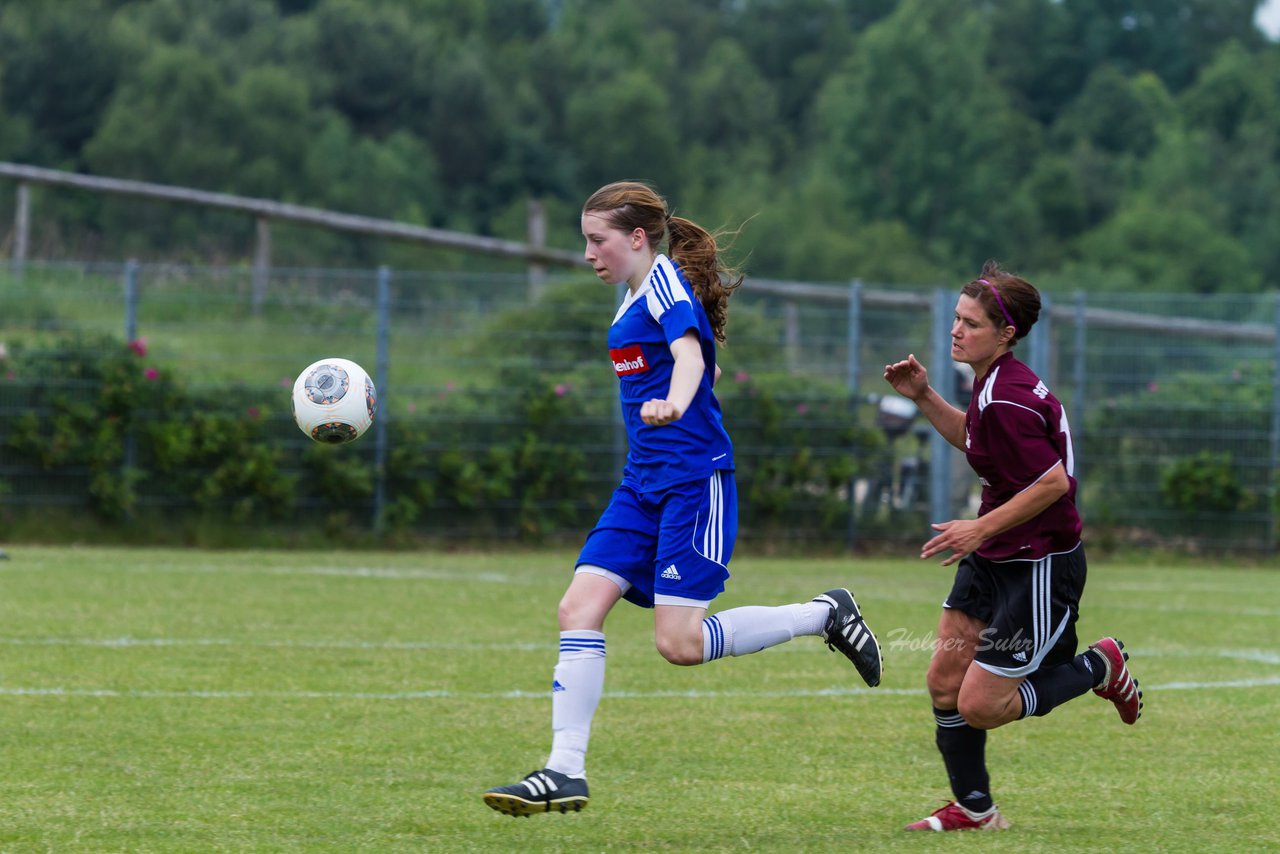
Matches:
[373,266,391,532]
[123,259,139,343]
[929,288,956,531]
[123,260,139,474]
[13,181,30,274]
[612,282,628,475]
[1030,292,1051,382]
[1271,294,1280,553]
[251,217,271,316]
[846,278,863,551]
[527,199,547,301]
[1073,291,1087,499]
[784,300,800,371]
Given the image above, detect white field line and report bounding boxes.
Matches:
[1097,579,1280,595]
[2,677,1280,701]
[0,636,550,652]
[1102,602,1280,617]
[2,637,1278,665]
[0,562,532,584]
[1,636,1276,700]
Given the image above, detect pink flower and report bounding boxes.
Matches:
[3,370,13,381]
[407,402,418,413]
[144,367,159,381]
[796,403,809,415]
[734,370,750,383]
[446,381,457,391]
[280,376,293,387]
[128,337,148,357]
[554,383,569,397]
[1146,382,1158,393]
[247,406,261,419]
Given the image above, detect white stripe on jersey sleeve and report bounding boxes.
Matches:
[644,255,691,321]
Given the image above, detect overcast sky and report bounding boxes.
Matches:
[1258,0,1280,39]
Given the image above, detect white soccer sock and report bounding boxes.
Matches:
[702,602,829,662]
[545,630,605,777]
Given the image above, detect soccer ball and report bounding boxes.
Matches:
[291,357,376,444]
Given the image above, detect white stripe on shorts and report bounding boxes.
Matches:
[700,471,724,564]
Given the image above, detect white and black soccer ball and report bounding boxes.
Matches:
[291,357,376,444]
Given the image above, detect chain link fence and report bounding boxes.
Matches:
[2,261,1276,553]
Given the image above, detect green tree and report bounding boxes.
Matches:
[0,68,33,160]
[1076,197,1261,293]
[1180,40,1278,142]
[0,1,122,164]
[812,0,1040,271]
[684,38,781,156]
[1052,67,1174,157]
[564,68,682,191]
[726,0,888,126]
[84,47,313,196]
[303,119,442,222]
[306,0,419,135]
[1052,0,1265,93]
[983,0,1089,126]
[1178,42,1280,286]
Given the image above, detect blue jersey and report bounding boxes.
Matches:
[607,254,734,493]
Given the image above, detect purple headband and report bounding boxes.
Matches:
[979,278,1016,332]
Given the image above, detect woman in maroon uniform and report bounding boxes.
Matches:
[884,260,1143,832]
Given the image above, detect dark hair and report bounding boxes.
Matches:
[583,180,743,343]
[959,259,1040,346]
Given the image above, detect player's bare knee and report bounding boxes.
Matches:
[655,635,702,666]
[957,696,1009,730]
[926,667,964,708]
[558,594,602,631]
[928,683,961,710]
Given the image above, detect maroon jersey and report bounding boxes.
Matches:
[964,352,1081,560]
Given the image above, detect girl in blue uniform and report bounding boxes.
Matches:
[484,180,883,817]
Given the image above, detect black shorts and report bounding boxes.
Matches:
[943,542,1087,678]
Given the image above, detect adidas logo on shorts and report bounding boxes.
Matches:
[660,565,681,581]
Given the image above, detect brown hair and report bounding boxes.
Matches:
[583,180,743,343]
[959,259,1041,346]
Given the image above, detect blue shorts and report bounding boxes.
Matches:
[576,470,737,608]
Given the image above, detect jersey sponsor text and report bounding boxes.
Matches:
[610,345,648,376]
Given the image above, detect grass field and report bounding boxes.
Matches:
[0,546,1276,852]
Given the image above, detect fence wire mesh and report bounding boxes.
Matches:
[2,261,1276,553]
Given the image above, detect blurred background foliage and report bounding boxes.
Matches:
[3,0,1280,290]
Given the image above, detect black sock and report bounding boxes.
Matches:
[1018,650,1105,718]
[1085,648,1107,687]
[934,707,992,814]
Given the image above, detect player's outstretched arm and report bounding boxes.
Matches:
[884,354,966,450]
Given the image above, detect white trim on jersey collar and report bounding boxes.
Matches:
[613,253,676,324]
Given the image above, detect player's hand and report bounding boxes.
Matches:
[921,519,985,566]
[884,354,929,400]
[641,399,682,426]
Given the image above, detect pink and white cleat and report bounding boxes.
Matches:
[904,801,1010,831]
[1089,637,1143,724]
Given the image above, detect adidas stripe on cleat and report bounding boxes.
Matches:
[483,768,589,817]
[813,588,883,687]
[1089,637,1143,724]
